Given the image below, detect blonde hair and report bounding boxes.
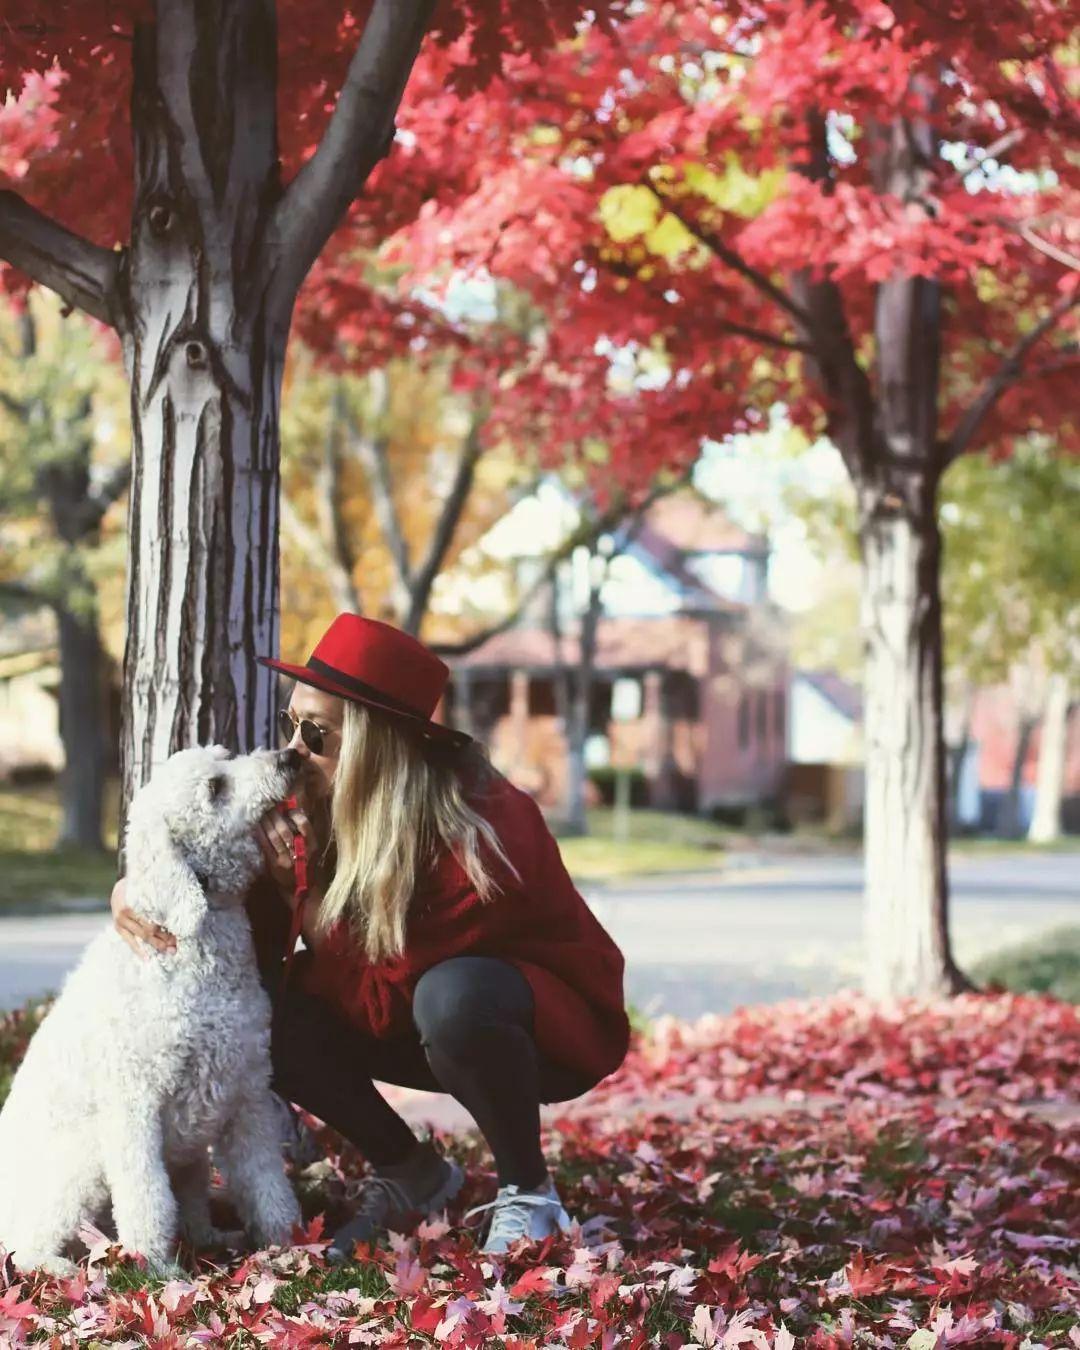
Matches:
[316,700,519,961]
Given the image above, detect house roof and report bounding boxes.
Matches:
[797,669,863,722]
[450,614,718,678]
[618,490,766,612]
[642,492,766,556]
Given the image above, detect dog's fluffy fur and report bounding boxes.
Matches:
[0,745,303,1275]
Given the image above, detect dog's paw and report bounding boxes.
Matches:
[202,1227,247,1251]
[146,1258,189,1281]
[36,1254,79,1278]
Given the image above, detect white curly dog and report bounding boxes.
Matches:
[0,744,304,1275]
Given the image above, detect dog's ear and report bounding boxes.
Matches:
[125,812,208,942]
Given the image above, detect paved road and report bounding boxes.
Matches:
[587,851,1080,1019]
[1,852,1076,1017]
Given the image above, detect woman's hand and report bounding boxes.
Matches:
[257,802,320,909]
[110,876,176,958]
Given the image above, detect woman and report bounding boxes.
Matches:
[112,614,630,1258]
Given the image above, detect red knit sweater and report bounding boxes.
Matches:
[250,776,630,1085]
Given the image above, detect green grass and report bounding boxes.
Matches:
[553,807,727,881]
[0,783,117,909]
[0,847,116,908]
[972,924,1080,1003]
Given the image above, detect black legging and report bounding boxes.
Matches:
[268,956,593,1188]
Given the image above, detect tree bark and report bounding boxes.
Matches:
[117,6,286,809]
[0,0,435,840]
[800,104,966,998]
[5,308,113,851]
[860,500,966,997]
[1028,672,1070,843]
[54,598,107,850]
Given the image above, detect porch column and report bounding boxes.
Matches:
[510,670,530,766]
[642,670,674,806]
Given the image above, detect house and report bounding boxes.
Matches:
[442,488,790,816]
[0,611,65,779]
[784,669,864,830]
[965,685,1080,834]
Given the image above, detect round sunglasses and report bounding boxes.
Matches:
[277,708,334,756]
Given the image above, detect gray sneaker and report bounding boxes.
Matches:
[466,1177,572,1255]
[326,1146,464,1264]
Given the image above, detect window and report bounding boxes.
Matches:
[738,692,750,750]
[774,689,786,745]
[756,690,768,744]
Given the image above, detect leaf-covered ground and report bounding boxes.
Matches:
[1,993,1077,1349]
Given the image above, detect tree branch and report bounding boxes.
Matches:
[430,507,626,659]
[1018,222,1080,274]
[348,370,413,606]
[313,383,360,598]
[944,128,1026,187]
[643,178,813,329]
[71,462,132,537]
[604,253,811,352]
[945,291,1080,462]
[0,191,121,327]
[430,474,688,659]
[0,577,47,609]
[279,491,361,614]
[404,408,487,634]
[265,0,436,309]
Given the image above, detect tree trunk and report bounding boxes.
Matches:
[1001,714,1036,838]
[0,0,437,843]
[1027,672,1069,842]
[860,501,966,998]
[855,104,966,998]
[118,6,285,812]
[945,683,974,833]
[563,573,603,836]
[54,598,106,850]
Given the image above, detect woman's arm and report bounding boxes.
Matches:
[110,877,176,956]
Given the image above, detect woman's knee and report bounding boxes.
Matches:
[412,958,534,1053]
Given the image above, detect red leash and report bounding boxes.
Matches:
[281,794,309,982]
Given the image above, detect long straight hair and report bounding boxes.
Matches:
[316,700,519,961]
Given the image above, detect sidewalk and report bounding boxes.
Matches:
[383,1083,1080,1135]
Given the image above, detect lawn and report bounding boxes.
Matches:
[1,992,1076,1347]
[0,785,117,909]
[0,783,729,905]
[974,924,1080,1003]
[553,807,727,881]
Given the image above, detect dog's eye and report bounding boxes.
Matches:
[208,775,228,802]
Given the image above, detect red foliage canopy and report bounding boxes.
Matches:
[378,0,1080,486]
[0,1,621,360]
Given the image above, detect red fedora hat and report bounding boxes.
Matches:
[258,614,470,748]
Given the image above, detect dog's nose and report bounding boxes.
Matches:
[279,747,303,775]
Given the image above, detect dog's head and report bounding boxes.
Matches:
[125,745,302,939]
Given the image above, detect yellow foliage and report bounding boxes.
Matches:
[682,156,785,218]
[278,348,530,657]
[598,184,661,242]
[643,211,697,258]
